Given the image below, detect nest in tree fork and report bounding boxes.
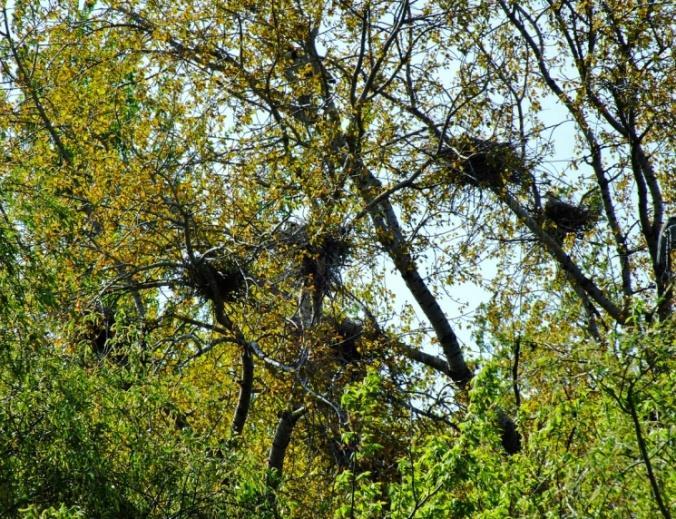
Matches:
[80,304,115,357]
[331,318,363,363]
[279,223,351,284]
[438,136,525,188]
[544,195,597,236]
[302,234,350,278]
[183,253,246,302]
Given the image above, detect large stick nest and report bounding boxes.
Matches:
[278,222,351,284]
[438,135,525,188]
[79,304,116,357]
[544,194,597,236]
[330,318,363,364]
[183,252,246,302]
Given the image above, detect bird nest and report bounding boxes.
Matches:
[183,252,246,302]
[544,196,597,236]
[278,222,351,281]
[438,135,525,188]
[77,304,116,356]
[330,318,363,363]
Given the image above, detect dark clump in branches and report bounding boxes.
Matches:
[544,192,598,238]
[279,222,351,291]
[77,303,129,366]
[498,411,521,455]
[438,136,525,189]
[182,252,246,302]
[300,232,351,284]
[90,305,115,357]
[331,318,363,364]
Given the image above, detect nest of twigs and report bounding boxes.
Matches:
[75,303,130,366]
[279,222,351,284]
[331,318,363,363]
[438,136,525,188]
[302,234,350,278]
[544,195,597,237]
[183,253,246,302]
[81,305,115,357]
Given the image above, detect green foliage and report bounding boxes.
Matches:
[334,371,390,517]
[0,0,672,517]
[19,504,85,519]
[334,470,385,519]
[385,321,675,518]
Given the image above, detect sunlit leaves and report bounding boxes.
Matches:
[0,0,672,516]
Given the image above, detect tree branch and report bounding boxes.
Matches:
[267,407,307,486]
[231,348,254,435]
[627,385,671,519]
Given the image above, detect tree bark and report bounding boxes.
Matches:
[354,163,472,387]
[231,347,254,435]
[267,407,306,486]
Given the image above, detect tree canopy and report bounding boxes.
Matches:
[0,0,673,517]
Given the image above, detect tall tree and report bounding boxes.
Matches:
[0,0,672,516]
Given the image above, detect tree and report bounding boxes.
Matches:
[0,0,672,516]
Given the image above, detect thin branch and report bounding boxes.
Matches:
[627,385,671,519]
[512,337,521,408]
